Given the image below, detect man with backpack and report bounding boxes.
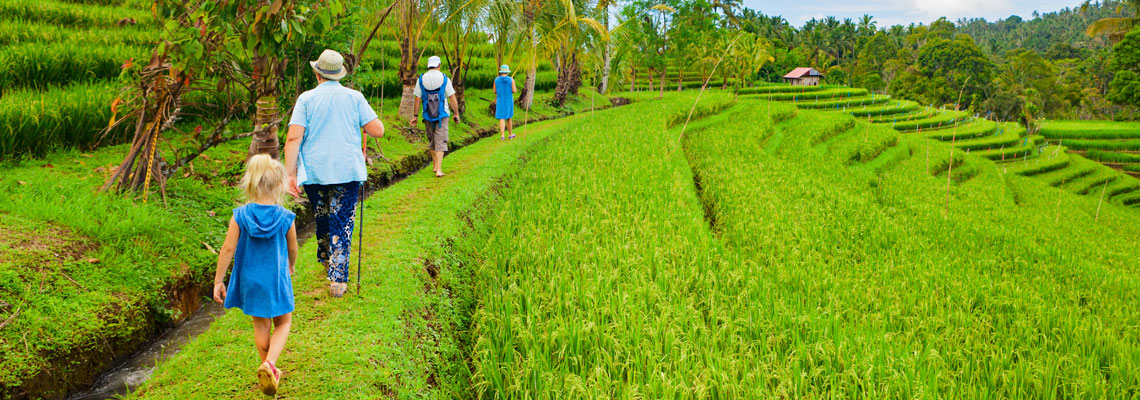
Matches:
[410,55,461,178]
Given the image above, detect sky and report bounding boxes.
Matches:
[743,0,1085,27]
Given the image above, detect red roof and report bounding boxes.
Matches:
[784,68,824,79]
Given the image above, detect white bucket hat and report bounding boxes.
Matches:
[310,49,347,80]
[427,55,441,69]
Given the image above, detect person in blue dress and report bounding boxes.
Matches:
[494,64,517,140]
[212,154,299,395]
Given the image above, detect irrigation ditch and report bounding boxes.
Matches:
[30,97,630,400]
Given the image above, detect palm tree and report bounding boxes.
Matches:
[1083,0,1140,43]
[709,0,741,26]
[858,14,877,36]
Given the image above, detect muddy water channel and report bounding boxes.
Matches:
[65,302,225,400]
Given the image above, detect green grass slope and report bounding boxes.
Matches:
[446,94,1140,397]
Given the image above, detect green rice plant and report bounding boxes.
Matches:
[1006,145,1069,176]
[0,21,157,46]
[1085,150,1140,163]
[1065,169,1119,195]
[858,139,910,172]
[1058,139,1140,151]
[736,85,826,95]
[1034,155,1101,186]
[0,0,154,27]
[869,108,937,123]
[974,142,1035,162]
[795,94,892,110]
[752,87,870,101]
[829,123,901,164]
[847,100,920,117]
[1038,120,1140,140]
[0,82,127,160]
[890,110,971,132]
[1124,164,1140,172]
[1106,178,1140,200]
[952,126,1024,152]
[920,119,1001,141]
[0,42,146,90]
[1118,192,1140,206]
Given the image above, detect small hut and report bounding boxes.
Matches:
[783,68,824,86]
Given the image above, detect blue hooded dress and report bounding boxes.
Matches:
[494,76,514,120]
[224,203,296,318]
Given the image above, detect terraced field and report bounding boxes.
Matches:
[440,93,1140,397]
[751,84,1140,209]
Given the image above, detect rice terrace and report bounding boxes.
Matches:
[6,0,1140,398]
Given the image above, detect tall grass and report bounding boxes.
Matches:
[1056,139,1140,151]
[1085,149,1140,163]
[891,110,971,131]
[0,82,127,160]
[0,42,146,90]
[0,21,157,46]
[1038,120,1140,140]
[0,0,153,27]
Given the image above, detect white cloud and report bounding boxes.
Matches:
[910,0,1015,19]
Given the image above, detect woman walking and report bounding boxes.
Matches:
[284,49,385,297]
[494,65,517,140]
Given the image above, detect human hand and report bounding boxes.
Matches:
[289,264,295,276]
[410,118,418,128]
[287,174,301,198]
[213,282,227,305]
[453,115,461,124]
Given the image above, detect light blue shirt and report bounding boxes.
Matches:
[288,81,378,186]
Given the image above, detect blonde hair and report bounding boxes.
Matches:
[239,154,287,204]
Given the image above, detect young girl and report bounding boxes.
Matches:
[213,154,299,395]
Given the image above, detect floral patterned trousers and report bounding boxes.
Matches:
[304,181,361,283]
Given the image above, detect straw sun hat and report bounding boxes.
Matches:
[499,64,510,74]
[310,49,347,80]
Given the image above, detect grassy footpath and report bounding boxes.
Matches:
[447,94,1140,397]
[127,102,597,399]
[0,89,609,398]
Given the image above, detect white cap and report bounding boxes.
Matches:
[427,55,441,69]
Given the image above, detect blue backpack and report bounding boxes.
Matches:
[419,74,449,122]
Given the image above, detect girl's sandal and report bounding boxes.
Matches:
[508,134,516,140]
[257,361,281,395]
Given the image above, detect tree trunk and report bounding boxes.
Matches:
[449,34,468,117]
[647,68,654,92]
[399,84,417,121]
[516,29,538,110]
[658,65,666,99]
[553,52,574,107]
[567,53,581,97]
[677,70,683,91]
[248,96,280,158]
[629,67,636,92]
[397,2,420,121]
[599,5,611,94]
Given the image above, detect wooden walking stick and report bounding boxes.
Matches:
[357,180,364,295]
